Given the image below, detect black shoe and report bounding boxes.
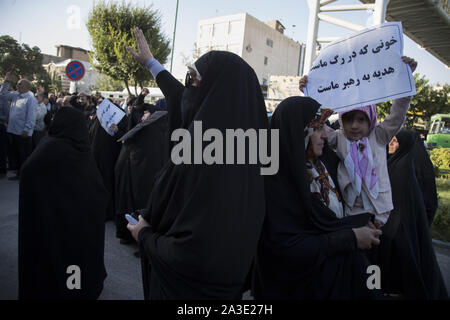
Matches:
[134,250,141,258]
[8,175,19,181]
[119,238,133,245]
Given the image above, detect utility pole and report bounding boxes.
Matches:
[170,0,179,73]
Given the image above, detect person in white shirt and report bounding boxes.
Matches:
[0,72,37,180]
[33,92,48,150]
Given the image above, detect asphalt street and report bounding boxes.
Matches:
[0,171,449,300]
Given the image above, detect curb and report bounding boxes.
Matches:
[432,238,450,249]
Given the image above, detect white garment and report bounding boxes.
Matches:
[34,102,47,132]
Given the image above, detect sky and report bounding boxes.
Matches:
[0,0,449,85]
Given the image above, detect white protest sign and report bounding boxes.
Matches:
[304,22,416,113]
[96,99,125,136]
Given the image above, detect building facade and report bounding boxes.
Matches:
[196,13,304,87]
[42,45,100,93]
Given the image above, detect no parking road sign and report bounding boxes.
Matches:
[66,60,85,81]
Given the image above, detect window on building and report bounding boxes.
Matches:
[266,38,273,47]
[264,57,268,65]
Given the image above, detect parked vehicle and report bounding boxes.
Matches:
[426,114,450,149]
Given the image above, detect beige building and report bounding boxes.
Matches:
[196,13,304,88]
[265,75,303,113]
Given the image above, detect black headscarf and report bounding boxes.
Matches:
[138,51,268,299]
[48,106,90,151]
[141,103,161,113]
[18,106,109,300]
[410,131,438,225]
[376,129,448,299]
[253,96,378,300]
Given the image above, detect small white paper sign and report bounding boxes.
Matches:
[96,99,125,136]
[304,22,416,113]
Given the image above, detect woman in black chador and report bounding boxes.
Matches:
[375,130,448,299]
[88,103,127,221]
[114,106,169,243]
[127,28,268,300]
[410,131,438,225]
[253,97,383,300]
[18,106,109,300]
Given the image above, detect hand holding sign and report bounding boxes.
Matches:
[402,56,417,73]
[97,99,125,136]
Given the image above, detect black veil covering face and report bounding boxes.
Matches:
[138,51,268,299]
[114,111,169,241]
[253,96,379,300]
[18,106,109,300]
[374,130,448,299]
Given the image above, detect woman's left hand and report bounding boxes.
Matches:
[402,56,417,73]
[374,219,384,229]
[109,124,119,133]
[127,215,150,242]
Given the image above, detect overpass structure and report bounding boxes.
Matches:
[304,0,450,73]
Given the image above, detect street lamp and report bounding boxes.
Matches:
[170,0,180,73]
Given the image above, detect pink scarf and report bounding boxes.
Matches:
[340,105,379,199]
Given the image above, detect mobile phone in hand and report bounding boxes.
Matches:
[125,213,138,225]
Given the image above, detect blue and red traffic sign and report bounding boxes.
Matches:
[65,60,85,81]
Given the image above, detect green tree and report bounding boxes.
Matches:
[47,70,63,94]
[377,74,450,129]
[93,73,125,91]
[0,35,51,91]
[87,1,170,95]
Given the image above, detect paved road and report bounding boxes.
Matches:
[0,172,448,299]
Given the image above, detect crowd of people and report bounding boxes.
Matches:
[0,26,447,300]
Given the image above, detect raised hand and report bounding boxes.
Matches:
[4,71,13,82]
[128,27,153,65]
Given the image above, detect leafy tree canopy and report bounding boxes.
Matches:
[87,1,170,95]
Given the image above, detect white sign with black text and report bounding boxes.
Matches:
[304,22,416,113]
[96,99,125,136]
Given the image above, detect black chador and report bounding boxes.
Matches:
[88,108,127,221]
[138,51,268,299]
[374,130,447,299]
[411,132,438,225]
[114,110,169,242]
[18,106,108,300]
